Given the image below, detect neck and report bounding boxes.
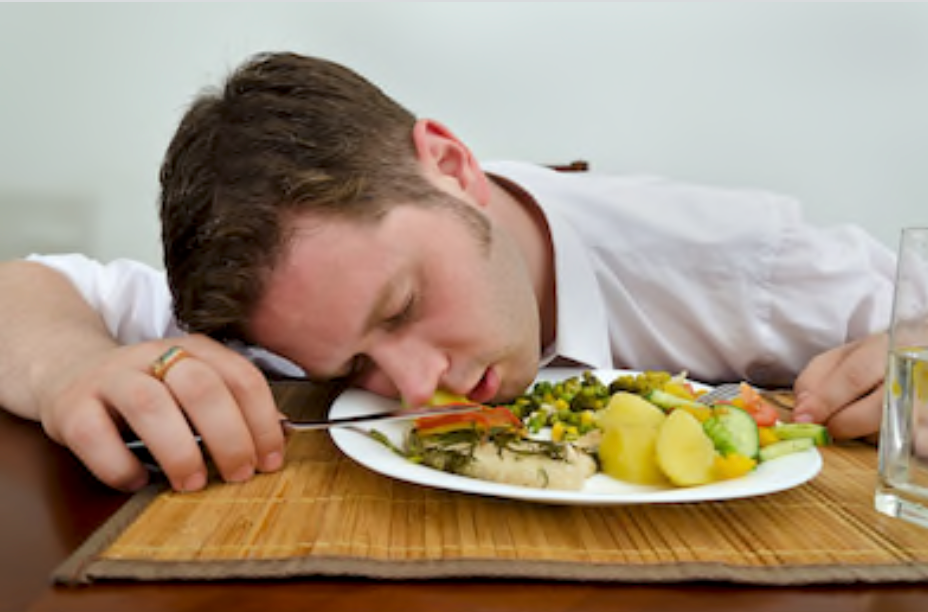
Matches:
[485,173,557,351]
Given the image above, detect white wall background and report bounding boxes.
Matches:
[1,3,926,266]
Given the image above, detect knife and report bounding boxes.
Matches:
[281,402,485,432]
[125,402,482,469]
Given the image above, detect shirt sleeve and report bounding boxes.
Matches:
[753,214,896,384]
[25,253,184,344]
[25,253,308,378]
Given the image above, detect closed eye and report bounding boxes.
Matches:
[383,292,416,330]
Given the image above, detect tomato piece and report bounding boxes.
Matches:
[414,406,523,436]
[737,382,779,427]
[480,406,524,429]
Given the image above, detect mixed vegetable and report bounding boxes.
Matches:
[399,370,830,489]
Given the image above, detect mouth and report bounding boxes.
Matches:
[467,367,501,404]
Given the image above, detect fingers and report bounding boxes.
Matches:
[815,385,884,440]
[154,354,257,486]
[50,395,152,492]
[52,367,211,492]
[44,336,286,492]
[109,368,214,491]
[792,333,888,439]
[161,336,286,475]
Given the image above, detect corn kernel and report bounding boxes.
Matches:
[580,410,596,428]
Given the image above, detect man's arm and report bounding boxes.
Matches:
[0,260,116,420]
[0,259,286,491]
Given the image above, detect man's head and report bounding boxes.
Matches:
[159,51,546,406]
[161,51,434,342]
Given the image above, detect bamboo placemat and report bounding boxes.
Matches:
[54,425,928,586]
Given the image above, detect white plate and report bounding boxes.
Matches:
[328,368,822,505]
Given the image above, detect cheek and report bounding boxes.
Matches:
[434,240,535,341]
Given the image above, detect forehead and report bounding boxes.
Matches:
[253,215,384,321]
[248,209,420,370]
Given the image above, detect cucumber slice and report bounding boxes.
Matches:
[772,423,831,446]
[702,405,759,459]
[646,389,707,413]
[759,437,815,462]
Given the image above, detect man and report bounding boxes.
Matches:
[0,52,895,493]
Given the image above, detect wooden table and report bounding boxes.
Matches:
[3,382,928,612]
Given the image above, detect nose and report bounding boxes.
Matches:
[366,338,449,409]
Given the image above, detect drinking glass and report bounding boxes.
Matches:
[876,227,928,528]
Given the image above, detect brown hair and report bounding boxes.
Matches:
[159,52,442,342]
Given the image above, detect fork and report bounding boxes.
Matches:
[696,383,796,415]
[695,383,744,405]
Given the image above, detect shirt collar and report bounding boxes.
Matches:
[485,163,612,370]
[543,204,613,369]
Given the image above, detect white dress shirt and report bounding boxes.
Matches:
[482,161,896,385]
[28,161,897,386]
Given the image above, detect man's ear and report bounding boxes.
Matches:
[412,119,491,206]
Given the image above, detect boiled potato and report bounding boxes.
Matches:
[597,392,669,485]
[656,408,718,486]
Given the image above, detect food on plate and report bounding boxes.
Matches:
[703,404,761,460]
[655,409,718,486]
[405,406,596,490]
[407,389,474,409]
[596,392,669,485]
[382,371,831,492]
[758,436,815,462]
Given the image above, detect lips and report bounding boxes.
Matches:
[468,367,501,404]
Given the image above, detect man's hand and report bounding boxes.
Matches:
[0,260,286,492]
[792,332,888,441]
[37,334,286,492]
